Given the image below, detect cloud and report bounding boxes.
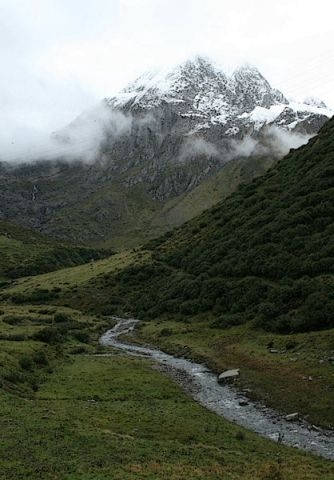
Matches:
[178,137,219,163]
[0,0,333,160]
[0,104,132,164]
[229,126,312,160]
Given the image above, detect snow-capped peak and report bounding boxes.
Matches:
[105,56,332,136]
[107,56,229,110]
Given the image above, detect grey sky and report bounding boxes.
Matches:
[1,0,333,148]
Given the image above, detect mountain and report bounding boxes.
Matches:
[45,116,334,335]
[0,57,332,248]
[106,57,330,138]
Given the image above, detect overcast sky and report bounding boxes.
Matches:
[1,0,333,151]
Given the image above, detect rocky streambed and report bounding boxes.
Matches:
[100,317,334,460]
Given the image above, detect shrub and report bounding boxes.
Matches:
[11,294,26,304]
[4,371,24,384]
[235,431,245,441]
[2,315,24,325]
[159,328,173,337]
[54,312,72,323]
[33,327,64,344]
[19,356,34,371]
[72,331,90,343]
[285,340,298,350]
[33,350,49,366]
[0,333,26,341]
[70,345,89,354]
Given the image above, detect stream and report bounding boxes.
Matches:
[100,317,334,460]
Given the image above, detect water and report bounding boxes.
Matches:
[100,317,334,460]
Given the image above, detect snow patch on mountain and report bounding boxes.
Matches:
[240,105,286,127]
[106,56,332,137]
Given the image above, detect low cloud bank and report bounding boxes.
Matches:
[0,103,133,164]
[178,137,219,163]
[230,126,312,159]
[0,106,313,167]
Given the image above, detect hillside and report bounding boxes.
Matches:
[0,220,111,280]
[26,116,332,335]
[0,57,331,249]
[0,154,276,251]
[3,116,334,429]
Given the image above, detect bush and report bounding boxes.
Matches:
[2,315,24,325]
[33,350,49,366]
[235,431,245,441]
[33,327,64,344]
[0,333,26,341]
[54,312,72,323]
[4,370,24,384]
[285,340,298,350]
[70,345,89,354]
[72,331,90,343]
[11,294,26,304]
[19,356,34,371]
[159,328,173,337]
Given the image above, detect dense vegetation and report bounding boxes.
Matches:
[0,220,112,279]
[48,117,334,334]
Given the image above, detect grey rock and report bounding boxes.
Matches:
[285,413,299,421]
[218,368,240,383]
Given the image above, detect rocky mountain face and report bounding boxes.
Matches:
[107,57,330,138]
[0,57,332,247]
[100,56,331,199]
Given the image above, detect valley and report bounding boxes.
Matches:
[0,304,333,479]
[0,34,333,479]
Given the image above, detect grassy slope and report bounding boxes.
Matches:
[155,155,275,235]
[1,350,334,479]
[1,299,332,478]
[3,251,334,428]
[0,220,111,280]
[92,155,276,250]
[4,249,150,295]
[135,319,334,428]
[0,303,112,396]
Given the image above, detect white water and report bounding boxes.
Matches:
[100,317,334,460]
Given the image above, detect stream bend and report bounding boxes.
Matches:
[100,317,334,460]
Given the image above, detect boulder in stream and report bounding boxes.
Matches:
[218,368,240,383]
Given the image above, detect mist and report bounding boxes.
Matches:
[229,127,312,160]
[178,137,219,163]
[0,104,132,164]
